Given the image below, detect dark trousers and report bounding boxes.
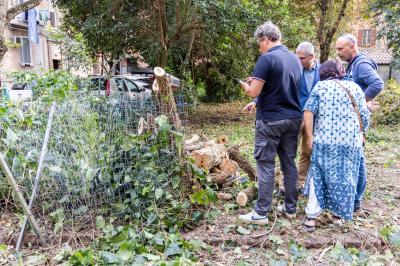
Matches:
[254,119,302,215]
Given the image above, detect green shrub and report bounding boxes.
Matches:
[373,80,400,125]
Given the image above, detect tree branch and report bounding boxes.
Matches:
[326,0,350,41]
[6,0,42,24]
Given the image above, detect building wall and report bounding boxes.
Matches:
[391,68,400,82]
[0,0,71,88]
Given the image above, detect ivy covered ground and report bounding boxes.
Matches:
[0,97,399,265]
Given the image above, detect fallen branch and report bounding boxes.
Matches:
[227,145,257,180]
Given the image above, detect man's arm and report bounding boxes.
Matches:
[358,62,384,101]
[240,79,264,98]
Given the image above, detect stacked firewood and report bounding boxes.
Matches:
[184,134,258,206]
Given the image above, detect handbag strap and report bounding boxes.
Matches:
[333,79,363,132]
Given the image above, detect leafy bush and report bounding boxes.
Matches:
[373,80,400,125]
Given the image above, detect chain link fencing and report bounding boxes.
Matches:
[0,90,190,236]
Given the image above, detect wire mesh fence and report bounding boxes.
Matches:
[0,91,190,233]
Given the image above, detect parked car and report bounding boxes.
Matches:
[9,83,33,102]
[89,75,152,101]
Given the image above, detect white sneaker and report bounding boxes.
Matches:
[276,205,296,219]
[238,210,268,225]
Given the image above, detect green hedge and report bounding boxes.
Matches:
[373,80,400,125]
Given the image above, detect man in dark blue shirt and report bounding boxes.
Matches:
[336,33,383,213]
[238,21,303,225]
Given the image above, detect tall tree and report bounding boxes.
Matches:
[371,0,400,66]
[317,0,351,62]
[0,0,43,62]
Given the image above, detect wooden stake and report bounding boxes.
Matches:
[0,153,44,243]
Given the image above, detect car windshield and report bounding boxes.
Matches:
[125,79,139,93]
[11,83,27,90]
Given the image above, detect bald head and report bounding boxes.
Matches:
[336,33,359,63]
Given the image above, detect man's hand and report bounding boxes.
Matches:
[366,100,380,111]
[244,77,254,84]
[242,102,256,113]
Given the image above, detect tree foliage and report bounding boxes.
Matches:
[56,0,315,101]
[371,0,400,67]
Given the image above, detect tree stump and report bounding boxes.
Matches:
[153,67,181,131]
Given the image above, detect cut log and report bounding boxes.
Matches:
[216,135,229,144]
[236,186,257,206]
[223,175,241,188]
[217,192,233,201]
[218,158,238,175]
[207,172,230,184]
[210,166,222,174]
[185,140,215,152]
[190,144,227,170]
[184,134,201,146]
[227,145,257,180]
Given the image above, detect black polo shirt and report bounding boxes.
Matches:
[252,45,303,122]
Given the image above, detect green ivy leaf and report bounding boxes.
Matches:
[236,226,251,235]
[155,188,164,200]
[165,242,182,257]
[389,231,400,247]
[100,251,120,264]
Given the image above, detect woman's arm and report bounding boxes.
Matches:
[304,111,314,151]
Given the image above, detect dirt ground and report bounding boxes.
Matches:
[183,101,400,265]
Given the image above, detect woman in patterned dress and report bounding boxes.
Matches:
[302,60,370,231]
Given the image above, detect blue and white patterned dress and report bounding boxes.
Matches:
[303,79,370,221]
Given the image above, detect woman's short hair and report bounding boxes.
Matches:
[319,59,346,81]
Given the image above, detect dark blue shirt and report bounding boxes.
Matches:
[252,45,303,122]
[346,53,384,99]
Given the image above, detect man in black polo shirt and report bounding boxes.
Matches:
[238,21,303,225]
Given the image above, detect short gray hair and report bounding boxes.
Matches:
[296,42,315,55]
[254,21,282,42]
[339,33,358,46]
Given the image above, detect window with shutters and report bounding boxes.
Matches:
[361,29,371,46]
[14,36,32,65]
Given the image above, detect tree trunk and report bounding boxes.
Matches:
[236,186,257,206]
[317,0,351,63]
[154,67,182,131]
[227,145,257,181]
[0,2,8,63]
